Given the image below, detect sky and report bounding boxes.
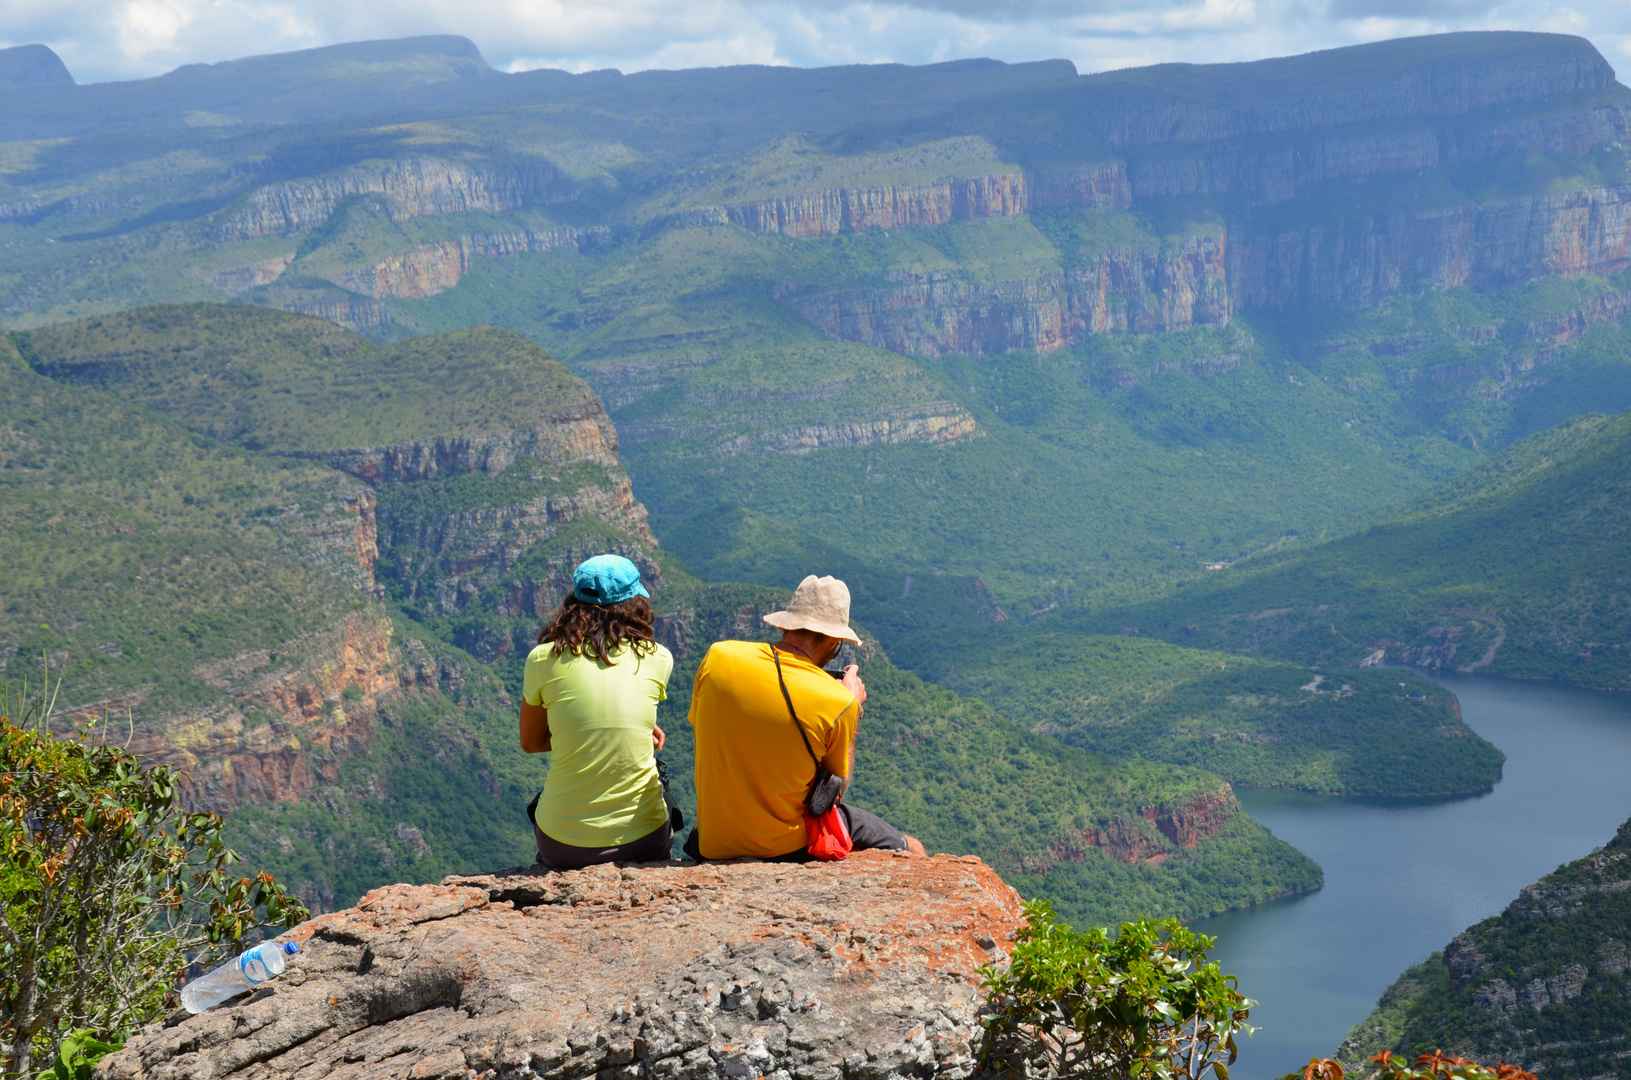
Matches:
[0,0,1622,86]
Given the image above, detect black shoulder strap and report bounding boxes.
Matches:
[772,646,823,770]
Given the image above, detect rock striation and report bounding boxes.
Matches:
[335,227,610,300]
[647,165,1130,240]
[1039,783,1243,868]
[214,158,568,241]
[99,853,1024,1080]
[793,233,1229,356]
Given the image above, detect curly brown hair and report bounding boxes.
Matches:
[538,594,657,664]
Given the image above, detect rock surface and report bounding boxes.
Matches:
[101,852,1025,1080]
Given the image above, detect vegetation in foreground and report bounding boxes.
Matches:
[979,900,1252,1080]
[0,683,305,1080]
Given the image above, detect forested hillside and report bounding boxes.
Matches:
[1338,817,1631,1078]
[1073,411,1631,688]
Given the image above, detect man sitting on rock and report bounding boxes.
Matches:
[684,574,926,862]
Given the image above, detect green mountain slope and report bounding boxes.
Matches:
[933,634,1503,796]
[1075,410,1631,688]
[0,332,373,716]
[1337,817,1631,1078]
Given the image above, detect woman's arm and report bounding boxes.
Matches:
[518,700,551,753]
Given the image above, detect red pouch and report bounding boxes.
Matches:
[805,804,853,861]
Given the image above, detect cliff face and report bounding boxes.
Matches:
[793,232,1228,356]
[99,854,1023,1080]
[335,227,609,300]
[650,164,1131,239]
[1233,183,1631,310]
[136,609,397,811]
[801,175,1631,362]
[1041,783,1243,867]
[214,157,568,241]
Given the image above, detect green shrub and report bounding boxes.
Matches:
[0,680,307,1080]
[979,900,1253,1080]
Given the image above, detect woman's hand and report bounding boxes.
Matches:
[652,724,667,751]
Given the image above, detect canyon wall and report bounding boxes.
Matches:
[214,157,569,241]
[648,163,1131,239]
[793,231,1229,356]
[335,226,609,300]
[1041,783,1243,867]
[1232,183,1631,310]
[791,179,1631,359]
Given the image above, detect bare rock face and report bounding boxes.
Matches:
[100,853,1025,1080]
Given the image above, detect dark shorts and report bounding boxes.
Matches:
[681,803,908,862]
[533,817,674,870]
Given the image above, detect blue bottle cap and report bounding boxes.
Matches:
[282,941,299,955]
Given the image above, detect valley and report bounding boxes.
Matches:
[7,27,1631,1077]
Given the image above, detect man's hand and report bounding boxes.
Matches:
[652,723,667,751]
[841,664,867,707]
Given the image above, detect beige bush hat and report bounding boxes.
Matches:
[763,575,861,643]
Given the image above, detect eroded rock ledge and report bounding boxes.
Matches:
[101,852,1025,1080]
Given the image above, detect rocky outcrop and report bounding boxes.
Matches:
[793,233,1228,357]
[1231,183,1631,311]
[618,411,982,455]
[292,419,624,484]
[215,158,567,241]
[714,415,982,455]
[210,256,295,296]
[335,227,610,300]
[1042,783,1242,867]
[268,295,393,334]
[649,164,1130,239]
[129,609,398,811]
[100,853,1023,1080]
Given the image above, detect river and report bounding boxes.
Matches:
[1188,670,1631,1080]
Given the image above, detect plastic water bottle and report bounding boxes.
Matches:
[180,941,299,1013]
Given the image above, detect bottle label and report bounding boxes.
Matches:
[241,950,272,985]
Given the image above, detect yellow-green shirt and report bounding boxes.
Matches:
[687,641,858,860]
[523,641,673,848]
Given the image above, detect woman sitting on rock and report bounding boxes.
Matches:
[519,554,676,869]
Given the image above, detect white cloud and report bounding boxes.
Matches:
[0,0,1624,84]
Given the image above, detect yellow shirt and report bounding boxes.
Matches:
[523,641,673,848]
[687,641,859,860]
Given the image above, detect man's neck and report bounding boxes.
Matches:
[775,639,825,666]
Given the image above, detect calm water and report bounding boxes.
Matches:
[1189,670,1631,1079]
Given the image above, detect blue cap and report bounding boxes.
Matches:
[572,554,649,606]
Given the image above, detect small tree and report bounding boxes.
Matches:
[980,900,1254,1080]
[0,677,309,1080]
